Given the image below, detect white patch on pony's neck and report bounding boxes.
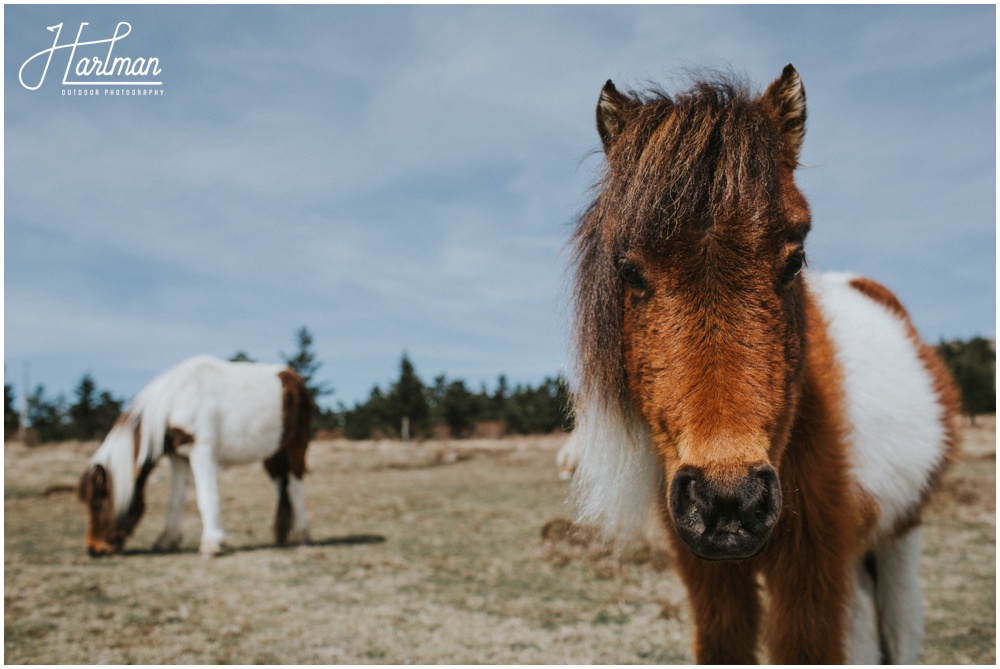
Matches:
[570,395,662,542]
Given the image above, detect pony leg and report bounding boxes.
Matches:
[264,443,310,546]
[270,475,293,545]
[264,450,293,545]
[153,454,190,552]
[674,547,762,663]
[873,527,924,663]
[845,553,882,663]
[287,475,310,544]
[762,547,852,663]
[188,441,227,557]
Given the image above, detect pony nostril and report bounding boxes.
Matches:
[669,468,709,533]
[744,465,782,527]
[671,469,700,508]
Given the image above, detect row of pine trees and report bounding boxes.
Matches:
[330,355,572,440]
[4,328,573,444]
[4,330,995,444]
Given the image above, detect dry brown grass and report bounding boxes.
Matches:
[4,423,995,664]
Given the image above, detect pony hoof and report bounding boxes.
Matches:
[153,533,182,553]
[199,540,229,558]
[87,540,121,557]
[292,529,311,545]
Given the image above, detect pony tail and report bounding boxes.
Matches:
[570,393,663,542]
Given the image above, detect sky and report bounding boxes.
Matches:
[4,4,996,411]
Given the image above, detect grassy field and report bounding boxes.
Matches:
[4,420,995,664]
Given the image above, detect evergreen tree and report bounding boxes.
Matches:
[502,375,573,434]
[427,374,449,427]
[27,385,70,443]
[69,373,100,440]
[68,374,124,441]
[440,379,477,438]
[490,374,509,421]
[938,337,996,422]
[229,351,255,362]
[281,326,332,405]
[342,386,391,440]
[4,382,19,438]
[386,353,429,438]
[94,391,124,436]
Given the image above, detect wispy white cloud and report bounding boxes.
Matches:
[5,4,994,405]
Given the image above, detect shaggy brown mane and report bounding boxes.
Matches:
[571,73,790,411]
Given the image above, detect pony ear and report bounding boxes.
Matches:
[93,464,107,489]
[763,64,807,165]
[597,79,632,151]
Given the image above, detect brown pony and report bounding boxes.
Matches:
[569,65,959,663]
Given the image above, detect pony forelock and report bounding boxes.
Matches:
[569,392,662,542]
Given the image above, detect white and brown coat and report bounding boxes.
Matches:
[78,355,312,557]
[569,65,959,663]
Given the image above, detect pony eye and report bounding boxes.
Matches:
[618,262,648,291]
[781,250,806,284]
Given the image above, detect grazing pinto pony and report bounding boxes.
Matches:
[568,65,960,663]
[78,355,312,557]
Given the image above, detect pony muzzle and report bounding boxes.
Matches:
[86,537,123,557]
[668,464,782,561]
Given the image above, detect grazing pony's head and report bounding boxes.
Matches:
[77,413,152,556]
[572,66,811,560]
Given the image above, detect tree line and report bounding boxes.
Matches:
[5,332,994,444]
[323,354,573,440]
[4,328,573,443]
[4,373,124,444]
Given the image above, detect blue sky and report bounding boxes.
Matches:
[5,5,995,410]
